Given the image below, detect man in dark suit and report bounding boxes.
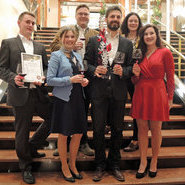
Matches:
[84,6,133,182]
[0,12,51,184]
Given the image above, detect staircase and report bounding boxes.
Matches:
[0,101,185,184]
[160,31,185,81]
[0,27,185,184]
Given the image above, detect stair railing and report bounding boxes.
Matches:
[162,38,185,79]
[153,18,185,73]
[162,39,185,104]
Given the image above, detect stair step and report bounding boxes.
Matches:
[0,103,183,109]
[1,146,185,164]
[1,129,185,141]
[0,115,185,123]
[1,168,185,185]
[0,146,185,161]
[0,116,43,123]
[33,32,57,36]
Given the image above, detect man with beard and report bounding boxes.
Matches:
[84,6,133,182]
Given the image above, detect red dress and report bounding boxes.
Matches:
[131,48,175,121]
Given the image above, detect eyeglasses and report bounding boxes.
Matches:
[77,12,89,16]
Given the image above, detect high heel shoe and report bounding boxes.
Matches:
[136,168,147,179]
[148,170,157,178]
[70,168,83,179]
[61,171,75,183]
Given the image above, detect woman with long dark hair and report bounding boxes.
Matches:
[121,12,142,152]
[131,24,175,178]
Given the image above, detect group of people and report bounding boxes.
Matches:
[0,3,175,185]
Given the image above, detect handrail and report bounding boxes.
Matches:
[162,38,184,78]
[153,19,185,41]
[136,6,185,41]
[161,39,185,60]
[162,39,185,104]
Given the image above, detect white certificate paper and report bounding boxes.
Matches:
[21,53,44,83]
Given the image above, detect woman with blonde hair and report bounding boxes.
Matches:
[47,26,88,182]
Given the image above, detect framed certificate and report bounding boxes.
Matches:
[21,53,44,83]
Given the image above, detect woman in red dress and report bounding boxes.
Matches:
[131,24,175,178]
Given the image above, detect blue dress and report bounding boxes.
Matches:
[50,56,87,136]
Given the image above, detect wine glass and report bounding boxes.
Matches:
[113,52,125,65]
[132,49,142,60]
[79,32,86,42]
[16,63,27,88]
[78,60,88,75]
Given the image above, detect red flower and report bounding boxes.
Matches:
[106,43,111,52]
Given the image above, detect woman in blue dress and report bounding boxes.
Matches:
[47,26,88,182]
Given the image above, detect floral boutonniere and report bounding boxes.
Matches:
[97,29,112,66]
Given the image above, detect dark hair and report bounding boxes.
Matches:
[138,24,163,60]
[18,11,35,21]
[76,4,89,13]
[121,12,142,37]
[105,6,122,18]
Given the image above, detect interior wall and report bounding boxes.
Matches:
[47,0,58,27]
[0,0,27,44]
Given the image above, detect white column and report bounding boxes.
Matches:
[147,0,150,23]
[125,0,130,15]
[166,0,170,44]
[134,0,137,12]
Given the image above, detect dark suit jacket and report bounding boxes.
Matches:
[0,35,48,106]
[84,35,133,101]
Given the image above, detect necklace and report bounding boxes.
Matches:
[128,33,137,41]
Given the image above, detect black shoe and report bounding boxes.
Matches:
[31,150,46,158]
[93,167,105,182]
[124,142,139,152]
[22,166,35,184]
[112,167,125,182]
[79,143,94,156]
[61,171,75,183]
[70,169,83,179]
[148,170,157,178]
[136,169,147,179]
[53,148,59,156]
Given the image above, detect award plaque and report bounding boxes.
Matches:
[21,53,44,83]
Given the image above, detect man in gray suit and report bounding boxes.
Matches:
[0,12,51,184]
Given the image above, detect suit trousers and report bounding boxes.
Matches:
[91,96,126,169]
[80,86,91,145]
[13,89,51,170]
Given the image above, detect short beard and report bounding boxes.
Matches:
[107,22,120,31]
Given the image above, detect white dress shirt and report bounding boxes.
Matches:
[105,31,119,65]
[19,34,33,54]
[19,34,35,88]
